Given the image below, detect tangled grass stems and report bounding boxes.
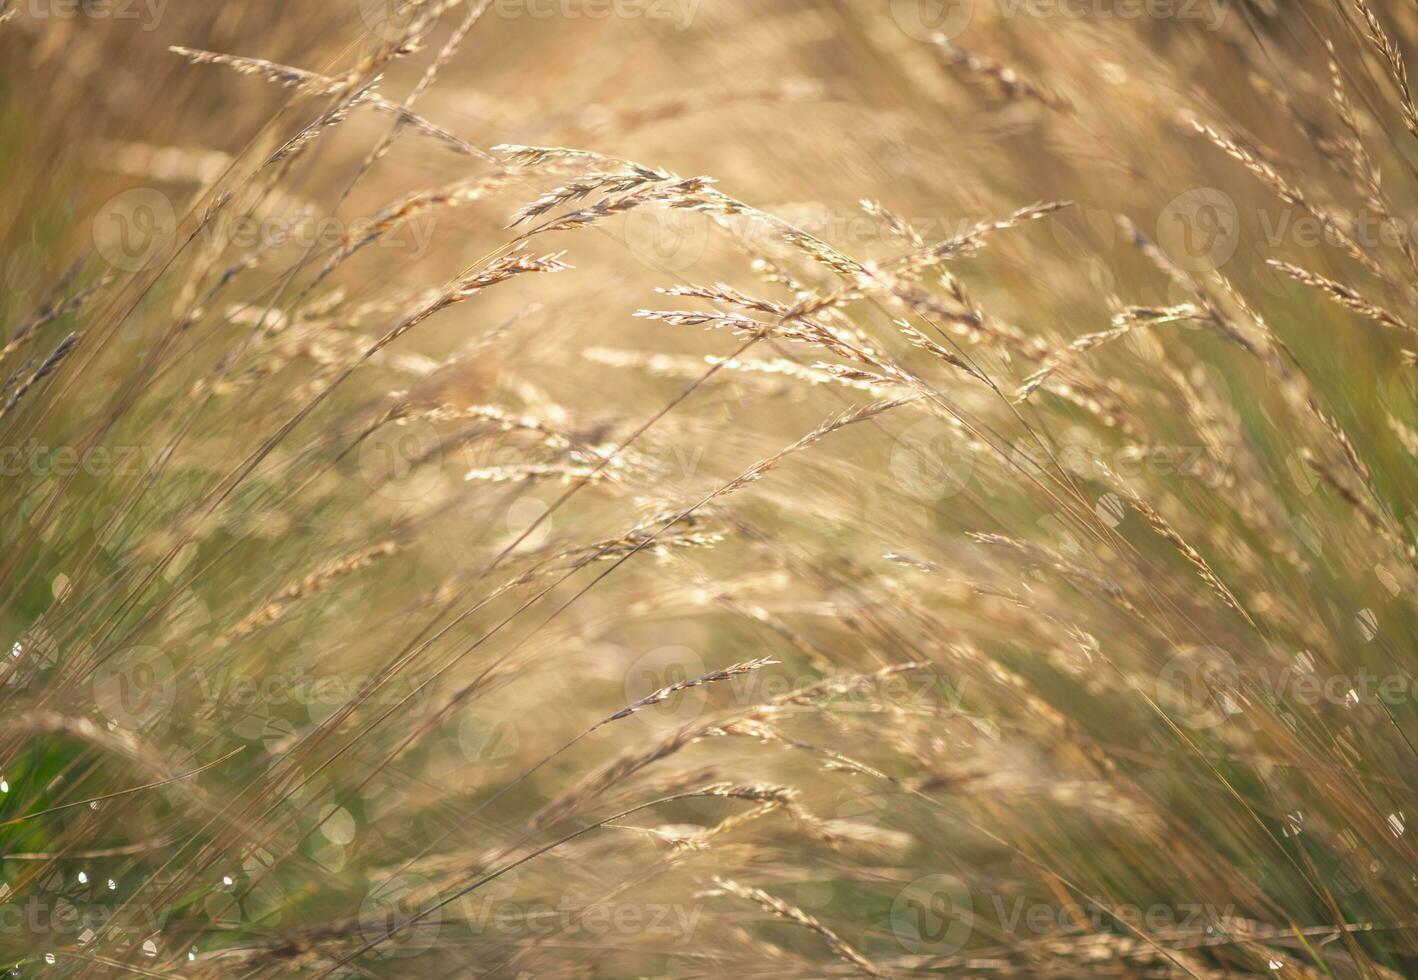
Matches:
[9,2,1418,977]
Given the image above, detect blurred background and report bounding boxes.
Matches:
[4,0,1418,976]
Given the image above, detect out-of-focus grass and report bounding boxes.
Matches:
[5,1,1418,977]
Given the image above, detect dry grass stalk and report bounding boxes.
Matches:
[12,7,1418,977]
[1267,259,1415,335]
[711,876,890,978]
[169,46,474,154]
[0,331,80,422]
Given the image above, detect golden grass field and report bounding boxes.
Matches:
[5,0,1418,975]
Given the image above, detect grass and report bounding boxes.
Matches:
[4,0,1418,976]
